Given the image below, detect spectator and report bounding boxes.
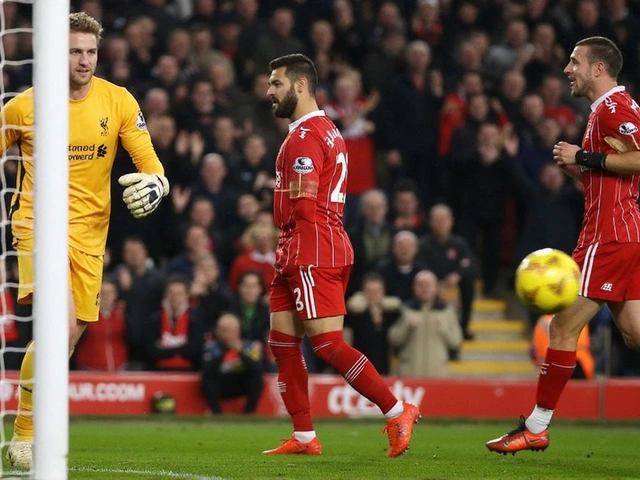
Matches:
[419,203,478,340]
[361,25,406,93]
[345,273,402,375]
[366,0,406,53]
[114,236,166,370]
[348,189,395,294]
[539,73,581,141]
[208,115,243,168]
[517,116,563,181]
[438,70,484,159]
[376,230,429,302]
[189,153,237,228]
[166,223,213,282]
[409,0,444,63]
[522,22,566,92]
[251,7,305,77]
[165,28,195,81]
[189,252,233,331]
[514,92,546,150]
[447,92,506,208]
[228,223,277,293]
[187,23,231,78]
[496,69,527,125]
[388,270,462,378]
[483,18,533,88]
[532,315,594,380]
[308,19,335,59]
[450,122,513,297]
[229,133,276,203]
[223,192,262,258]
[332,0,367,68]
[201,312,264,414]
[228,270,270,346]
[324,70,379,226]
[208,59,248,114]
[143,275,205,372]
[511,160,583,270]
[234,0,269,87]
[74,278,129,372]
[176,79,226,134]
[391,179,429,237]
[142,87,172,119]
[376,40,443,205]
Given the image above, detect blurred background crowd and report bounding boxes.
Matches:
[1,0,639,412]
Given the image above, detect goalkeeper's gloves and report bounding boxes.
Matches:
[118,172,170,218]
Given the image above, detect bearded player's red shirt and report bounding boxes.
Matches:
[577,86,640,247]
[273,110,354,270]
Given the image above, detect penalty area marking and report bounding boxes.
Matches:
[67,466,227,480]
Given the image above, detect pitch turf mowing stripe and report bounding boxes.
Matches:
[69,466,227,480]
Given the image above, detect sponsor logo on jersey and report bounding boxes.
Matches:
[68,143,104,160]
[99,117,109,136]
[618,122,638,135]
[293,156,314,174]
[97,144,107,158]
[136,110,147,130]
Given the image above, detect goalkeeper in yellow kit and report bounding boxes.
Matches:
[1,12,169,469]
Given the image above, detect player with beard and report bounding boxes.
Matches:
[262,53,421,457]
[487,36,640,454]
[1,12,169,469]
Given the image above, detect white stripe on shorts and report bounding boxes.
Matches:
[580,242,598,297]
[300,266,317,318]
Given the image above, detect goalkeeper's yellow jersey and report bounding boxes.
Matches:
[1,76,164,255]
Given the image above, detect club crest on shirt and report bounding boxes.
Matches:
[618,122,638,135]
[99,117,109,136]
[136,110,147,130]
[293,157,314,174]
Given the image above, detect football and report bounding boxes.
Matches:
[515,248,581,314]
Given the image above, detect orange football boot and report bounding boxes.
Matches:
[262,435,322,455]
[383,402,421,458]
[486,416,550,455]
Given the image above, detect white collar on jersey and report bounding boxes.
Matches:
[591,85,626,112]
[288,110,326,132]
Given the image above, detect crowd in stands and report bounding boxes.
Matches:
[2,0,640,410]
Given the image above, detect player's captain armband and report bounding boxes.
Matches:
[604,136,632,154]
[289,179,319,199]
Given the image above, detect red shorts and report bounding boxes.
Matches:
[573,242,640,301]
[269,265,352,320]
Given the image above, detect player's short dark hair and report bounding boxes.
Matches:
[575,36,623,79]
[268,53,318,94]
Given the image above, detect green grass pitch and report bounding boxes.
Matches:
[3,417,639,479]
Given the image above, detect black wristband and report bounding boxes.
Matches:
[575,149,608,170]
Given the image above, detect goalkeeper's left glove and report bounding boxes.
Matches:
[118,172,170,218]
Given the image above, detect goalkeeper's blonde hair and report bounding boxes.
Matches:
[70,12,103,46]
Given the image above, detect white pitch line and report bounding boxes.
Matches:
[68,466,228,480]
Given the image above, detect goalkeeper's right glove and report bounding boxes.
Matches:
[118,172,170,218]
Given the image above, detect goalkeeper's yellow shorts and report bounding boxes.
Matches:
[15,239,103,322]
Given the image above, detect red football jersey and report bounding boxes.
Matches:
[273,110,354,269]
[577,86,640,247]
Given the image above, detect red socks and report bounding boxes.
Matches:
[309,330,397,414]
[268,331,313,432]
[536,347,576,410]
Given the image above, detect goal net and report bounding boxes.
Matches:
[0,0,70,478]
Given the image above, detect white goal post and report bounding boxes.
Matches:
[32,0,70,478]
